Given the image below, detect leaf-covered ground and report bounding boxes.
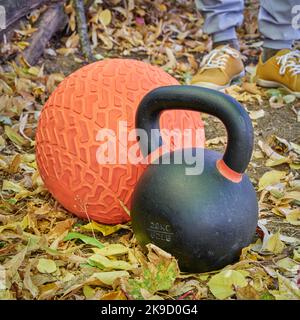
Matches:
[0,0,299,300]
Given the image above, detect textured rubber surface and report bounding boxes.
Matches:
[36,59,204,224]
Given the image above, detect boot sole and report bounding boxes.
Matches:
[191,71,245,91]
[257,79,300,98]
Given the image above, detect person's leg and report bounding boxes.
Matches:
[256,0,300,96]
[259,0,300,61]
[192,0,245,89]
[195,0,244,49]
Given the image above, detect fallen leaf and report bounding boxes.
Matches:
[163,47,177,70]
[24,263,39,298]
[37,258,57,274]
[283,95,296,104]
[261,231,285,254]
[80,221,128,236]
[276,257,299,273]
[270,273,300,300]
[293,247,300,262]
[4,126,26,146]
[88,254,133,271]
[92,244,129,256]
[249,109,265,120]
[242,82,261,94]
[236,284,260,300]
[99,9,112,26]
[64,232,104,249]
[83,285,95,299]
[100,290,127,300]
[94,271,130,286]
[208,270,248,300]
[120,244,179,300]
[258,170,286,191]
[286,209,300,226]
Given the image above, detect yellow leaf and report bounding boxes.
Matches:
[208,270,248,300]
[270,273,300,300]
[286,209,300,226]
[158,4,167,12]
[56,48,77,56]
[249,110,265,120]
[101,290,127,300]
[290,163,300,170]
[276,257,299,273]
[83,285,95,299]
[99,9,112,26]
[293,247,300,262]
[262,231,285,254]
[37,258,57,274]
[93,271,129,286]
[241,82,261,95]
[266,158,289,167]
[0,79,13,95]
[88,254,133,271]
[4,126,26,146]
[92,244,129,256]
[2,180,25,193]
[258,170,286,191]
[282,191,300,201]
[163,47,176,70]
[81,220,127,236]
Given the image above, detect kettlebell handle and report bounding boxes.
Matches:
[136,85,253,178]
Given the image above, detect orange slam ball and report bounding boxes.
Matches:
[36,59,204,224]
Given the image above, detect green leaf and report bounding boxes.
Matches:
[83,285,95,299]
[4,126,26,146]
[64,232,104,249]
[37,258,57,274]
[208,270,248,300]
[121,244,179,300]
[260,292,275,300]
[266,88,285,97]
[283,94,296,104]
[88,254,133,270]
[2,180,26,193]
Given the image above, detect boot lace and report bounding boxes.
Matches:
[200,46,240,70]
[276,50,300,76]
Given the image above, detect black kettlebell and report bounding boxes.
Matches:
[131,85,258,273]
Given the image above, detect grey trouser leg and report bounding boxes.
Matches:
[195,0,244,43]
[259,0,300,49]
[196,0,300,48]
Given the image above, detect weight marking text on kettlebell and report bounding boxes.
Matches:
[147,222,174,242]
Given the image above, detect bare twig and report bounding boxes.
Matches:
[74,0,94,61]
[22,2,67,65]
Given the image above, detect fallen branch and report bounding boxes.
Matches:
[0,0,49,37]
[22,2,67,65]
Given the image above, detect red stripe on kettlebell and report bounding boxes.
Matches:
[216,159,242,183]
